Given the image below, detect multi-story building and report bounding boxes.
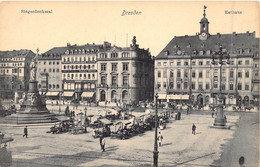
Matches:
[36,49,63,100]
[61,43,103,102]
[96,37,154,104]
[0,49,35,100]
[155,7,259,107]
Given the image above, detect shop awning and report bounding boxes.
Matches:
[158,93,167,99]
[167,95,189,100]
[81,92,95,98]
[63,91,74,97]
[46,92,60,96]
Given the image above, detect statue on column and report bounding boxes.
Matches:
[30,48,39,81]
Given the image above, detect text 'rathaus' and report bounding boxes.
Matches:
[0,7,259,109]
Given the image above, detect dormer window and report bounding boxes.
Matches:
[245,48,251,54]
[82,49,85,54]
[237,48,243,54]
[75,50,78,54]
[70,50,73,54]
[174,44,178,48]
[206,50,211,55]
[79,50,81,54]
[165,50,169,56]
[177,50,182,55]
[192,50,197,55]
[65,50,69,54]
[199,51,204,55]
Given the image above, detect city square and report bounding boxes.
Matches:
[0,1,259,167]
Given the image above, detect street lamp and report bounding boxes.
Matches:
[211,46,230,127]
[84,107,87,133]
[153,93,159,167]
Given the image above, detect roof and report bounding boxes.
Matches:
[0,49,34,58]
[43,44,103,55]
[156,32,259,59]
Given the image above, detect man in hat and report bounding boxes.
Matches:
[23,126,28,138]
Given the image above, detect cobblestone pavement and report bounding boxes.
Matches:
[0,105,244,167]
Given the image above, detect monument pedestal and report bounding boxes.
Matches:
[5,81,58,124]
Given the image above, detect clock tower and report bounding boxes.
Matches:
[199,6,210,40]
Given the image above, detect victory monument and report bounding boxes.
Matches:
[5,49,58,124]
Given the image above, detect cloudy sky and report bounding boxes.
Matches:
[0,1,259,56]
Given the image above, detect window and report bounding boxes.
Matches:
[53,84,55,89]
[170,71,174,78]
[199,83,203,90]
[192,71,196,78]
[163,70,167,78]
[238,72,242,78]
[112,64,117,71]
[238,60,242,65]
[229,83,233,90]
[177,70,181,78]
[206,83,210,90]
[49,69,51,72]
[177,62,181,66]
[238,83,242,90]
[245,84,249,90]
[184,70,188,78]
[111,53,118,58]
[170,62,174,66]
[206,70,210,78]
[163,82,167,88]
[245,60,249,65]
[184,61,188,66]
[123,63,128,71]
[157,82,161,89]
[53,69,55,72]
[230,61,234,65]
[157,62,161,66]
[184,82,188,89]
[192,61,196,65]
[101,76,106,85]
[169,82,173,89]
[206,61,210,65]
[92,74,95,79]
[192,82,195,89]
[123,76,128,85]
[214,83,218,89]
[112,76,117,85]
[49,84,52,89]
[199,71,203,78]
[44,69,46,72]
[84,74,86,79]
[88,74,91,79]
[71,74,74,79]
[53,61,55,65]
[229,70,234,78]
[158,71,161,78]
[101,64,106,71]
[177,83,181,89]
[245,71,249,78]
[64,65,66,70]
[221,84,225,90]
[163,62,167,66]
[199,61,203,65]
[49,61,51,65]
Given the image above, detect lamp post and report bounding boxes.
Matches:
[153,93,159,167]
[84,107,87,133]
[211,46,230,127]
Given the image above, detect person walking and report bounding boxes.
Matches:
[23,126,28,138]
[192,124,196,135]
[101,136,105,152]
[157,132,163,146]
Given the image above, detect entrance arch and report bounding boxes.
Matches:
[244,96,249,106]
[111,90,116,102]
[197,94,203,106]
[100,90,106,102]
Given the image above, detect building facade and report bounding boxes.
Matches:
[155,7,259,107]
[36,49,63,100]
[61,43,103,102]
[0,50,35,100]
[96,37,154,104]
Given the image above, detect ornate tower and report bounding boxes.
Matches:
[199,6,210,40]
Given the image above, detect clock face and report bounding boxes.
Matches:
[201,32,207,37]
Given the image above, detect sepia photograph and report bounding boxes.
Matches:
[0,1,259,167]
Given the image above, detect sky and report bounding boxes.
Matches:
[0,1,259,56]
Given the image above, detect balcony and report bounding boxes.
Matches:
[122,84,129,89]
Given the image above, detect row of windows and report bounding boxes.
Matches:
[39,61,60,65]
[101,76,128,85]
[38,84,60,89]
[99,52,130,59]
[63,64,95,70]
[0,58,25,61]
[38,68,60,73]
[101,63,129,71]
[157,59,251,67]
[63,73,96,80]
[157,70,251,78]
[63,56,95,62]
[65,49,99,55]
[157,82,250,91]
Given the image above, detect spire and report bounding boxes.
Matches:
[203,5,207,18]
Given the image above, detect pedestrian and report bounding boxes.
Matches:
[101,136,105,152]
[23,126,28,138]
[212,112,214,118]
[157,132,163,146]
[192,124,196,135]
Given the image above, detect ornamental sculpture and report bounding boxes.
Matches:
[30,56,37,81]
